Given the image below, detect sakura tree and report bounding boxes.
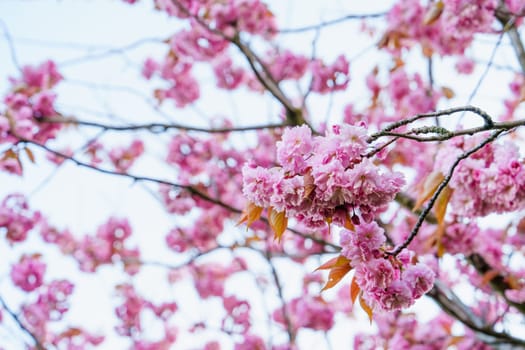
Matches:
[2,0,525,349]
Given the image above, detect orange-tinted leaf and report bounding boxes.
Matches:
[434,186,452,226]
[441,86,455,99]
[24,147,36,163]
[319,255,352,291]
[436,238,446,258]
[507,275,521,289]
[316,255,351,271]
[423,0,444,25]
[59,327,82,338]
[359,292,374,324]
[303,171,315,198]
[268,207,288,242]
[344,212,355,231]
[481,269,499,286]
[350,275,360,305]
[447,336,465,347]
[414,171,445,211]
[237,202,263,228]
[3,149,17,160]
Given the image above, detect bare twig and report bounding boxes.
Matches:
[0,295,45,350]
[279,12,387,34]
[388,130,505,256]
[41,116,288,134]
[265,251,296,345]
[0,19,21,71]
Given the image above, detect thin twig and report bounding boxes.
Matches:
[388,130,504,256]
[41,116,288,134]
[0,295,45,350]
[279,12,387,34]
[0,19,21,71]
[369,105,495,142]
[265,251,296,345]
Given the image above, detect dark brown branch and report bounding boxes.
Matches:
[0,295,46,350]
[169,0,308,128]
[265,251,296,345]
[428,280,525,349]
[19,139,339,251]
[468,254,525,315]
[388,130,504,256]
[369,105,495,142]
[40,116,288,134]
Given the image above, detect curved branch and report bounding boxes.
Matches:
[169,0,308,127]
[428,280,525,349]
[19,139,339,251]
[388,130,505,256]
[369,105,495,142]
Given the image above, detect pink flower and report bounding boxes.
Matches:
[403,263,435,299]
[11,255,46,292]
[376,280,415,311]
[213,56,246,90]
[310,55,350,94]
[340,222,386,264]
[142,58,158,79]
[108,139,144,173]
[456,56,475,74]
[276,125,313,174]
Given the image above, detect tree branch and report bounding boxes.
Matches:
[388,130,505,256]
[278,12,387,34]
[428,280,525,349]
[40,116,288,134]
[0,295,46,350]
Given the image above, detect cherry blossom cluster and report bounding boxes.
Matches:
[10,249,105,347]
[354,311,494,349]
[340,222,435,311]
[108,139,145,173]
[384,0,497,55]
[11,254,46,292]
[21,279,74,339]
[242,125,405,228]
[272,295,335,331]
[115,283,178,348]
[310,55,350,94]
[0,193,40,243]
[40,216,140,274]
[0,61,62,147]
[435,135,525,216]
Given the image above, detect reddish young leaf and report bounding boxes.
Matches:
[414,171,445,211]
[344,212,355,231]
[350,275,360,305]
[359,292,374,324]
[316,255,351,271]
[319,255,352,291]
[268,207,288,242]
[24,147,36,163]
[237,201,264,228]
[423,0,444,25]
[434,186,452,226]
